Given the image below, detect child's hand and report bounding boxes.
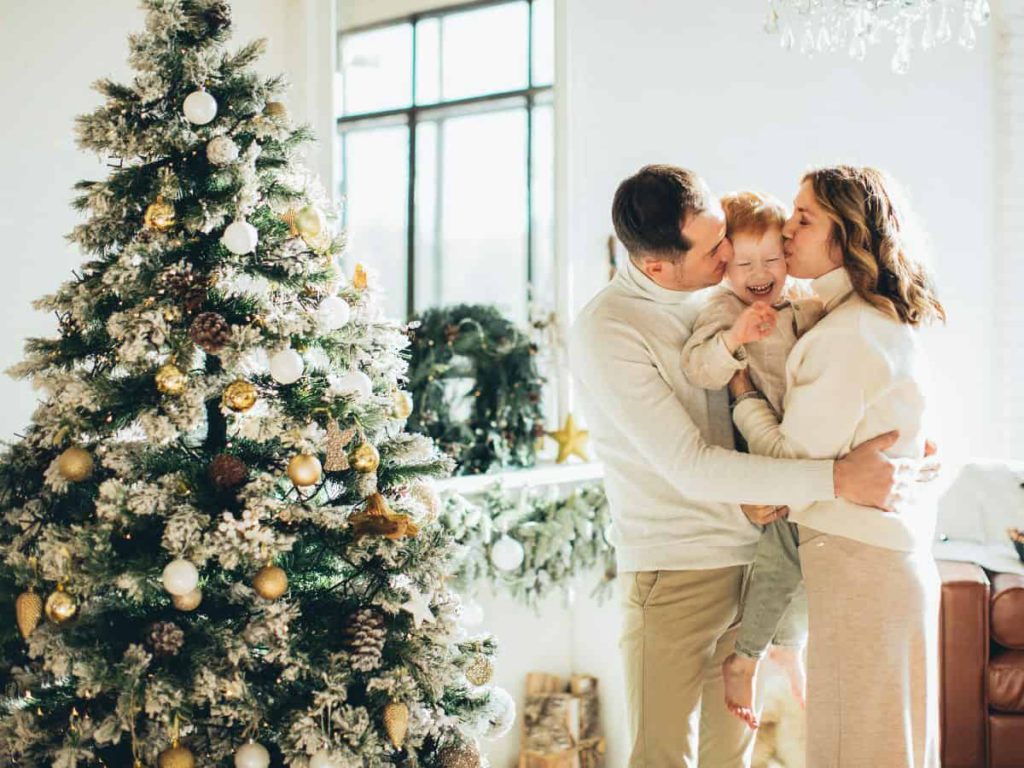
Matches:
[724,302,777,351]
[740,504,789,525]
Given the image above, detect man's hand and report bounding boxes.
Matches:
[729,369,756,398]
[724,302,777,352]
[740,504,789,525]
[834,431,903,511]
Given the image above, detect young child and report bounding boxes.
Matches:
[681,191,824,729]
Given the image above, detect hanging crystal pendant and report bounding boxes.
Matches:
[780,24,796,51]
[921,12,936,50]
[971,0,991,26]
[959,15,977,50]
[849,34,868,61]
[891,34,912,74]
[816,26,831,52]
[936,5,953,44]
[764,2,780,34]
[800,25,816,55]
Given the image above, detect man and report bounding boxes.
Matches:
[569,165,907,767]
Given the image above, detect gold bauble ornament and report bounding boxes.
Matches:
[353,263,368,290]
[464,654,494,687]
[44,584,77,624]
[57,446,94,482]
[349,442,380,474]
[253,565,288,600]
[156,363,188,396]
[391,390,413,420]
[547,413,590,464]
[287,453,322,487]
[436,743,482,768]
[382,701,409,750]
[295,205,323,239]
[144,196,176,231]
[222,379,258,412]
[157,744,195,768]
[172,588,203,612]
[264,100,288,119]
[15,590,43,640]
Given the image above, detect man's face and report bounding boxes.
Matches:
[640,201,732,292]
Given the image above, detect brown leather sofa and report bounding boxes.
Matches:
[939,560,1024,768]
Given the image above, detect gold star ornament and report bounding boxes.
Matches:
[548,413,589,464]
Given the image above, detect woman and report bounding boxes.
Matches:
[728,165,944,767]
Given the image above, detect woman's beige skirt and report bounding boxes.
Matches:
[798,527,940,768]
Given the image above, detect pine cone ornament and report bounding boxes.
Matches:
[209,454,248,489]
[146,620,185,657]
[345,608,386,672]
[203,1,232,32]
[189,312,231,353]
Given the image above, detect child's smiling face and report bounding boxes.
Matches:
[725,228,788,307]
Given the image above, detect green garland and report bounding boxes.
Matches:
[440,482,616,607]
[406,304,546,475]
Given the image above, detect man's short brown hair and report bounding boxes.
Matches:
[720,191,787,240]
[611,165,713,261]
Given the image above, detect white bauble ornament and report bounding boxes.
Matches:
[183,90,218,125]
[206,135,239,166]
[490,535,525,572]
[234,742,270,768]
[162,559,199,596]
[315,296,351,331]
[221,220,259,255]
[269,349,304,385]
[485,687,517,739]
[309,750,341,768]
[458,598,485,628]
[334,370,372,400]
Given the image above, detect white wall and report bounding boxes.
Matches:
[563,0,998,466]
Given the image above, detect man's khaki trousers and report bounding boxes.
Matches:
[619,565,755,767]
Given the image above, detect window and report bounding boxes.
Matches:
[337,0,555,322]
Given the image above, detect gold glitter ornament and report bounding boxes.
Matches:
[464,655,494,686]
[264,100,288,120]
[222,379,258,412]
[353,263,368,290]
[324,420,355,472]
[157,744,195,768]
[44,584,77,624]
[392,390,413,420]
[172,588,203,611]
[349,442,380,473]
[287,453,322,487]
[15,590,43,640]
[155,363,187,396]
[382,702,409,750]
[436,743,482,768]
[253,565,288,600]
[144,196,176,231]
[57,446,94,482]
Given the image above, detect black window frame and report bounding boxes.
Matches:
[337,0,555,320]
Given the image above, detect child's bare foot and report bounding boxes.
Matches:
[722,652,760,729]
[768,645,806,708]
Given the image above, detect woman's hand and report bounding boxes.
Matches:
[729,368,756,398]
[740,504,789,525]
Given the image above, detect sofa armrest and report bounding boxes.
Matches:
[938,560,990,768]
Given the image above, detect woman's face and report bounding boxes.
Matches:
[781,180,843,279]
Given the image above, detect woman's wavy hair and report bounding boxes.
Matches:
[803,165,946,327]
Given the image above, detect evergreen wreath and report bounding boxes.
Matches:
[407,304,546,475]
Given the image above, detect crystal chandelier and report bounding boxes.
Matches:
[765,0,991,73]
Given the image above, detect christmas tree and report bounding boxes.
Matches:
[0,2,510,765]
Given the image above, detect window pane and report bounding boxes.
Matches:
[441,3,529,101]
[339,25,413,115]
[530,101,556,309]
[415,109,528,320]
[415,18,441,105]
[531,0,555,86]
[340,126,410,319]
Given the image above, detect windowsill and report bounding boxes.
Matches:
[433,460,604,495]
